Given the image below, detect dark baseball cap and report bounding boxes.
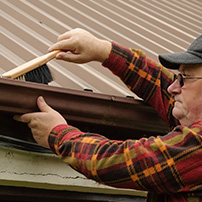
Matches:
[159,35,202,69]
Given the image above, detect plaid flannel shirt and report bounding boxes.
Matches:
[49,42,202,202]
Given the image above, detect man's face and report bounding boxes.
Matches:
[167,64,202,126]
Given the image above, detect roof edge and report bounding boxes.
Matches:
[0,78,168,142]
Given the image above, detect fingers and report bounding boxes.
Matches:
[57,28,85,41]
[48,39,75,52]
[13,96,52,122]
[13,113,33,123]
[48,28,88,53]
[57,30,73,41]
[13,96,67,149]
[48,28,111,63]
[55,51,83,63]
[48,29,81,52]
[37,96,53,113]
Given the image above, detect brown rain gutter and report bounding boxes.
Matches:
[0,78,168,142]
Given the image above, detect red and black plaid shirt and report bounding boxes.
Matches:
[49,42,202,202]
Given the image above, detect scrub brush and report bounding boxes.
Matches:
[2,50,60,84]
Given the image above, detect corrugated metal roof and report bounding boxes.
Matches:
[1,0,202,97]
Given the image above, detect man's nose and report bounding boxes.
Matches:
[167,79,182,95]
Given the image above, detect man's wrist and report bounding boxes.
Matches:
[96,40,112,63]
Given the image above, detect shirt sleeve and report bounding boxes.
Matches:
[48,122,202,194]
[102,42,177,127]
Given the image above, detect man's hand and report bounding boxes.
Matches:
[14,96,67,148]
[48,28,112,63]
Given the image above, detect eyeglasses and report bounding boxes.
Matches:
[174,73,202,87]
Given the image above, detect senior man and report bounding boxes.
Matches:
[14,30,202,202]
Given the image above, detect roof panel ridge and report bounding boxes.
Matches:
[105,0,194,45]
[169,0,202,14]
[77,63,136,97]
[96,0,189,51]
[1,0,60,36]
[140,0,202,30]
[69,0,157,56]
[19,0,73,31]
[49,62,100,92]
[159,0,202,22]
[1,10,52,47]
[43,0,112,41]
[118,0,197,39]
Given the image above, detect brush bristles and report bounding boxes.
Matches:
[15,64,53,84]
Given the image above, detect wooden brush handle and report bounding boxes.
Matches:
[2,50,60,79]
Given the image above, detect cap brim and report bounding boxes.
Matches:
[159,52,202,69]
